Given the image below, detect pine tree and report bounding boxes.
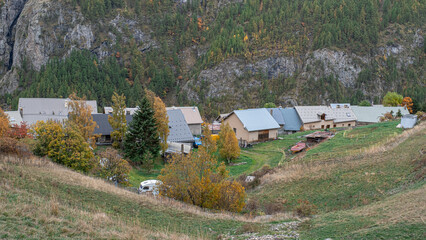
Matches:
[123,97,160,165]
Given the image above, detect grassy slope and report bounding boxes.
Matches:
[248,121,426,238]
[0,156,253,239]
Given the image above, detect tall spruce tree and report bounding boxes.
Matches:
[123,96,160,165]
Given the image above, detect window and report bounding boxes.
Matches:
[143,186,150,190]
[326,125,330,129]
[333,124,336,128]
[321,125,324,129]
[348,124,351,127]
[321,114,326,120]
[346,113,351,117]
[342,124,344,127]
[258,130,269,141]
[233,128,237,134]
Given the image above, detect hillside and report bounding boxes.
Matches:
[1,121,425,239]
[0,0,425,116]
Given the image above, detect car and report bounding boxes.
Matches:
[138,180,162,196]
[193,136,202,148]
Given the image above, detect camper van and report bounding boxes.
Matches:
[138,180,162,196]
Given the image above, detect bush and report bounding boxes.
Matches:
[244,198,259,213]
[359,100,371,106]
[95,148,131,186]
[294,200,317,217]
[0,137,18,154]
[264,200,286,215]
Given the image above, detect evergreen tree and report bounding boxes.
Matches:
[123,97,160,165]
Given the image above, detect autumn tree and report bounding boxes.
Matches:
[96,148,131,185]
[383,92,403,107]
[218,122,240,163]
[123,97,160,165]
[201,126,217,154]
[8,122,30,139]
[158,147,245,212]
[68,93,99,147]
[402,97,414,114]
[145,89,169,154]
[32,120,64,156]
[48,125,94,172]
[108,92,127,149]
[0,107,9,137]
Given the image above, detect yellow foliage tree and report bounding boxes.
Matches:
[218,122,240,163]
[0,106,9,137]
[108,92,127,149]
[96,148,131,185]
[32,120,64,156]
[48,125,94,172]
[145,89,169,154]
[158,148,245,212]
[68,93,99,148]
[201,126,217,154]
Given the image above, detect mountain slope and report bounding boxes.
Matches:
[0,0,425,116]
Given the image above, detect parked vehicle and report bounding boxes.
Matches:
[193,137,202,148]
[138,180,162,196]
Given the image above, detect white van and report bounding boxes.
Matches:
[138,180,162,196]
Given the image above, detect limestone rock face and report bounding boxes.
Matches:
[0,0,156,94]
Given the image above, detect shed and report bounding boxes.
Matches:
[400,114,417,129]
[166,106,203,135]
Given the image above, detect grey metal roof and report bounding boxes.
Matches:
[166,106,203,124]
[167,109,194,142]
[333,107,357,123]
[18,98,98,116]
[22,115,68,126]
[266,108,285,125]
[4,111,23,125]
[230,108,280,132]
[294,106,335,123]
[280,108,303,131]
[92,114,133,135]
[400,114,417,129]
[351,105,409,123]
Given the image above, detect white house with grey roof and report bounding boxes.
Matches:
[295,106,356,130]
[223,108,280,144]
[18,98,98,125]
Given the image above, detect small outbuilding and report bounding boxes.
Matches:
[223,108,280,145]
[400,114,417,129]
[166,106,203,135]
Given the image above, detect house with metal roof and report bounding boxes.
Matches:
[294,106,356,130]
[4,111,23,126]
[223,108,280,144]
[266,108,303,134]
[166,106,203,135]
[167,109,194,143]
[294,106,335,130]
[351,105,409,124]
[18,98,98,125]
[92,114,133,145]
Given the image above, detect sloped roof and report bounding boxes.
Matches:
[294,106,335,124]
[333,107,357,123]
[266,108,285,125]
[167,109,194,142]
[22,115,68,126]
[166,106,203,124]
[227,108,280,132]
[4,111,23,125]
[18,98,98,116]
[92,114,133,135]
[401,114,417,129]
[280,108,303,131]
[351,105,409,123]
